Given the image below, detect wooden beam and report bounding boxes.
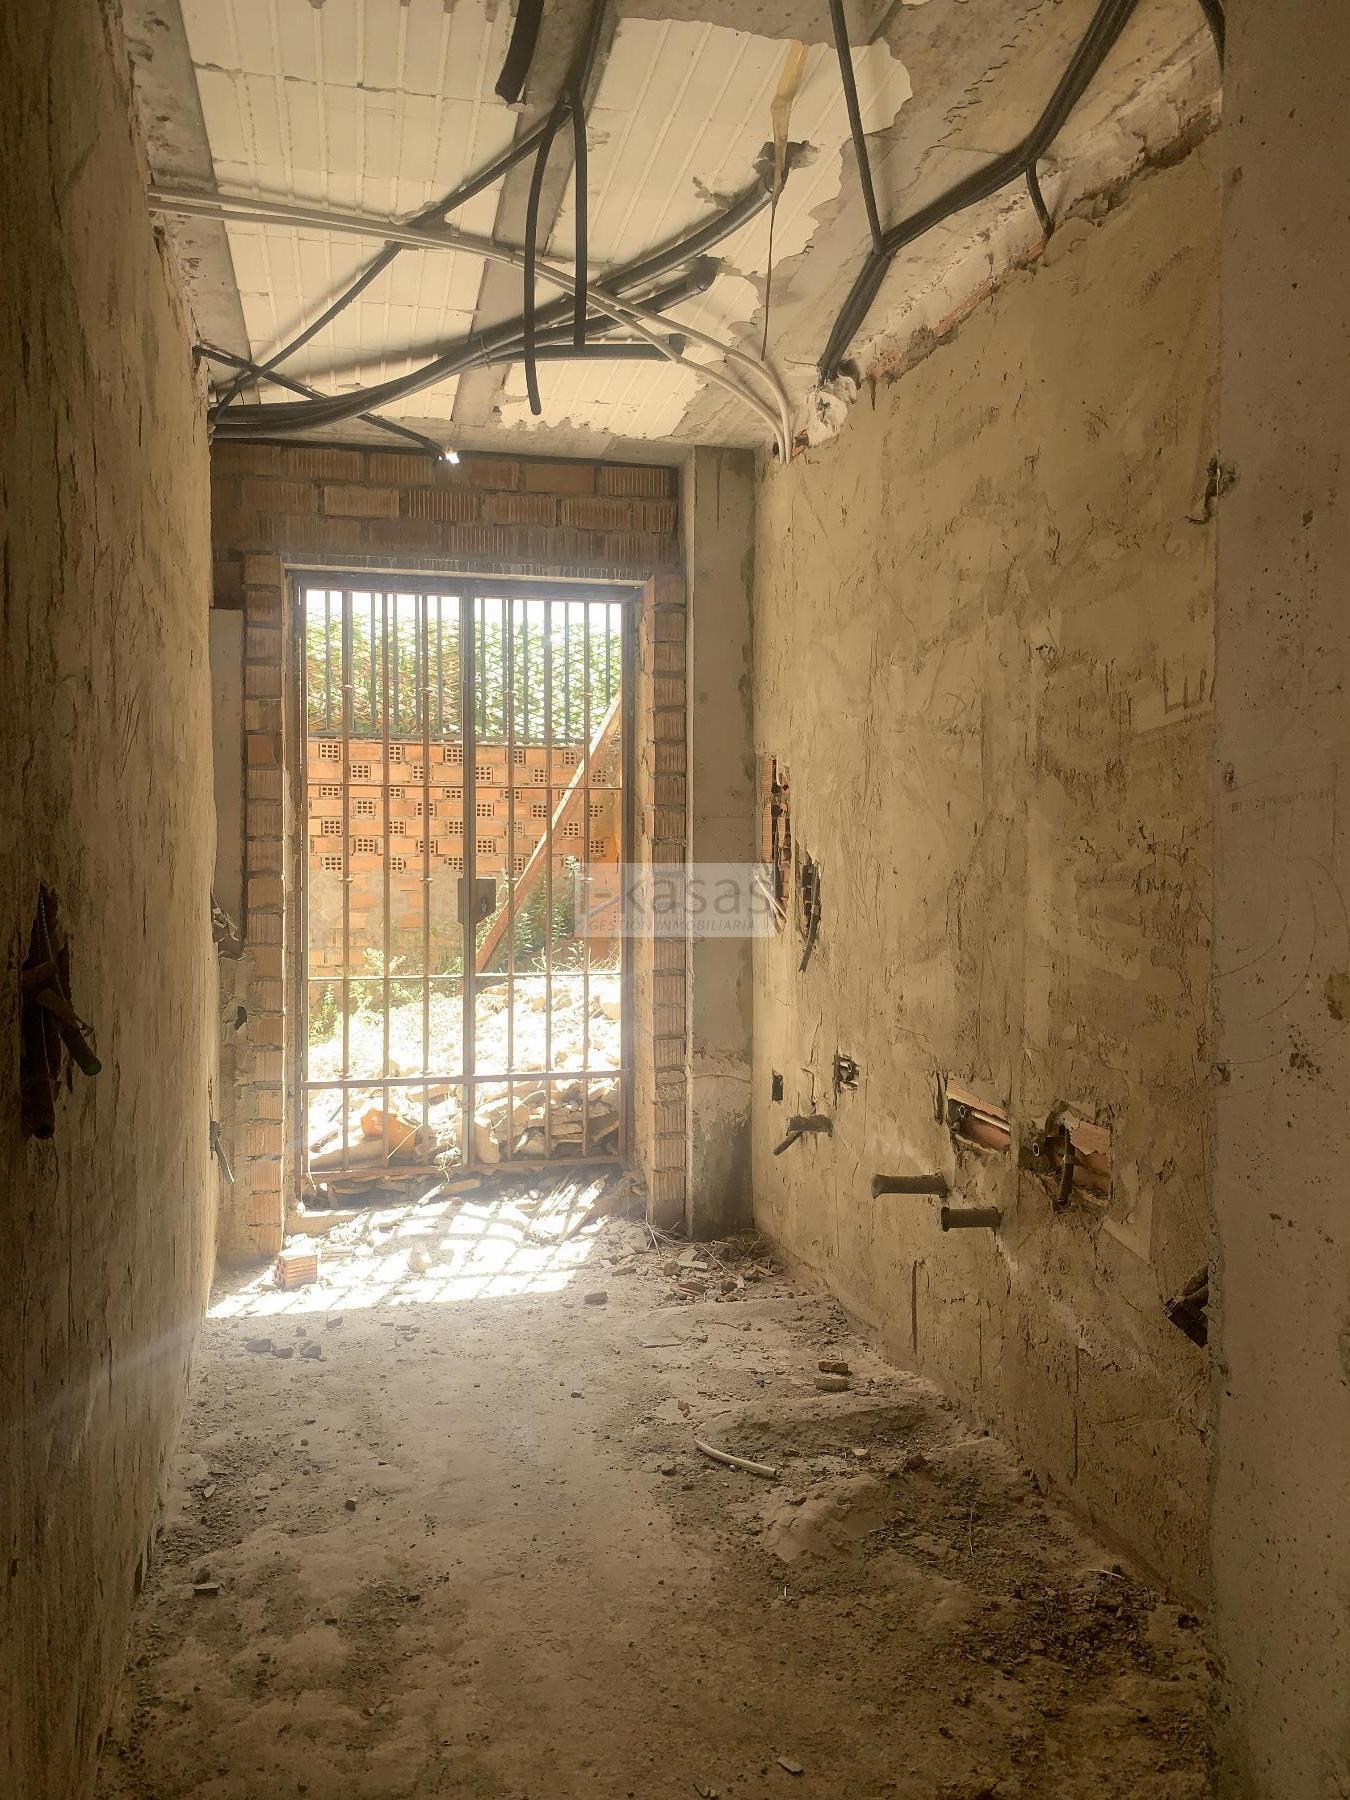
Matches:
[474,694,621,973]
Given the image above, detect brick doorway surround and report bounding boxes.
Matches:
[210,443,688,1259]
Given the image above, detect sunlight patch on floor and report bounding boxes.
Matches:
[210,1175,608,1319]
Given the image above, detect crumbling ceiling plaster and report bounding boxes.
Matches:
[129,0,1219,457]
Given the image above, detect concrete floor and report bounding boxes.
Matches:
[97,1183,1212,1799]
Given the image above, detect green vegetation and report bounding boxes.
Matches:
[304,590,622,745]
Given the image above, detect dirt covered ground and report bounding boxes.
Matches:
[97,1185,1212,1799]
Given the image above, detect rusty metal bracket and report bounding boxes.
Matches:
[774,1113,833,1155]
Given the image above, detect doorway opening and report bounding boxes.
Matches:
[296,576,635,1205]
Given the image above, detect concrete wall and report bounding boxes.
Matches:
[751,145,1219,1595]
[1211,4,1350,1792]
[684,448,756,1235]
[0,4,216,1795]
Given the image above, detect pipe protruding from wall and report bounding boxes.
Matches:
[774,1114,833,1155]
[871,1173,949,1197]
[940,1204,1002,1232]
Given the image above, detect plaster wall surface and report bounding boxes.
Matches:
[0,4,217,1794]
[1211,3,1350,1791]
[751,146,1219,1595]
[684,448,756,1236]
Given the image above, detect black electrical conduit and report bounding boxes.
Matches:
[496,0,546,103]
[1196,0,1225,64]
[820,0,1223,381]
[202,340,679,444]
[199,345,455,455]
[207,267,707,440]
[828,0,883,254]
[522,0,608,415]
[341,156,782,409]
[211,46,585,417]
[570,75,589,347]
[204,148,781,440]
[203,337,672,414]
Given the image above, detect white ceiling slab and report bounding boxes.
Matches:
[146,0,1220,449]
[496,18,911,438]
[174,0,911,435]
[181,0,523,416]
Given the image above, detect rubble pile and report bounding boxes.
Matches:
[306,971,621,1194]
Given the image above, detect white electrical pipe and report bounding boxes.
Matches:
[148,185,793,458]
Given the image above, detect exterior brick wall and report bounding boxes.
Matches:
[635,572,690,1227]
[211,442,685,1257]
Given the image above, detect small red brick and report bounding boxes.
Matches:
[521,459,595,496]
[322,484,399,518]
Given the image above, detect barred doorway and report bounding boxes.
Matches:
[296,576,635,1202]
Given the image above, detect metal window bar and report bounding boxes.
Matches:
[505,596,517,1127]
[381,591,393,1178]
[419,590,432,1160]
[543,599,554,1158]
[462,590,478,1161]
[298,575,635,1190]
[323,590,333,731]
[340,592,354,1169]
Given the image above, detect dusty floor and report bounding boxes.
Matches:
[98,1184,1212,1800]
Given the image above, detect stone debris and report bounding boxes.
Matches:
[583,1290,608,1306]
[243,1337,273,1354]
[814,1374,850,1392]
[300,1342,323,1359]
[818,1359,851,1376]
